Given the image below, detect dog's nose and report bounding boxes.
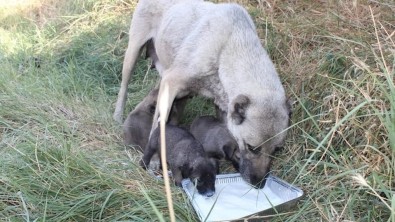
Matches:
[251,174,268,189]
[204,190,215,197]
[255,179,266,189]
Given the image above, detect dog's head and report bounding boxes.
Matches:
[227,94,291,188]
[189,158,217,197]
[140,88,159,115]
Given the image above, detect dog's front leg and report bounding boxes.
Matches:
[113,17,152,123]
[113,48,140,123]
[172,167,183,187]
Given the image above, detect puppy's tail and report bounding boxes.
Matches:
[159,82,176,222]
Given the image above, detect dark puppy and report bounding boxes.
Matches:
[190,115,240,172]
[123,88,157,151]
[123,88,186,151]
[140,124,216,197]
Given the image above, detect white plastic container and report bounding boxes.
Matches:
[182,173,303,222]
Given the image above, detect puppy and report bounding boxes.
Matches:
[123,88,157,151]
[190,115,239,172]
[115,0,292,188]
[123,87,187,151]
[140,124,216,197]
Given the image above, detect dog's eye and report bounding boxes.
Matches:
[247,144,261,155]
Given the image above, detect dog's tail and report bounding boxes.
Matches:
[159,82,176,222]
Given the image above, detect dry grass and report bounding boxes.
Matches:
[1,0,394,221]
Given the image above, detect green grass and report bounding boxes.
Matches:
[1,0,394,221]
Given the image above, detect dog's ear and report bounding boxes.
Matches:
[148,104,156,114]
[208,158,219,172]
[223,144,236,159]
[187,164,195,176]
[230,95,250,125]
[188,165,201,184]
[208,158,217,166]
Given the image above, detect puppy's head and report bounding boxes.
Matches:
[227,94,291,188]
[189,158,217,197]
[133,88,158,115]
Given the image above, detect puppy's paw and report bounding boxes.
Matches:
[139,159,148,170]
[148,158,161,171]
[174,180,182,187]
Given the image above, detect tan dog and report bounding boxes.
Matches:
[114,0,291,188]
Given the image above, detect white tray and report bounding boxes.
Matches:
[182,173,303,222]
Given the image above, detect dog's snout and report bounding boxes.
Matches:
[197,184,216,197]
[204,190,215,197]
[250,174,268,189]
[256,178,266,189]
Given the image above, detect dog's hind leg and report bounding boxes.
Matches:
[151,71,189,134]
[113,17,153,123]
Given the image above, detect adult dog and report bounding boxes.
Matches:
[114,0,291,188]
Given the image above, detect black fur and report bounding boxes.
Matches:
[140,124,216,197]
[123,88,187,151]
[190,115,240,172]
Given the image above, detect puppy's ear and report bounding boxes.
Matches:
[148,104,156,114]
[187,164,195,176]
[223,144,236,159]
[208,158,219,172]
[230,95,250,125]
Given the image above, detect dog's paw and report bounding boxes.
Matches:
[113,111,123,124]
[174,180,182,187]
[139,159,148,170]
[148,158,161,171]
